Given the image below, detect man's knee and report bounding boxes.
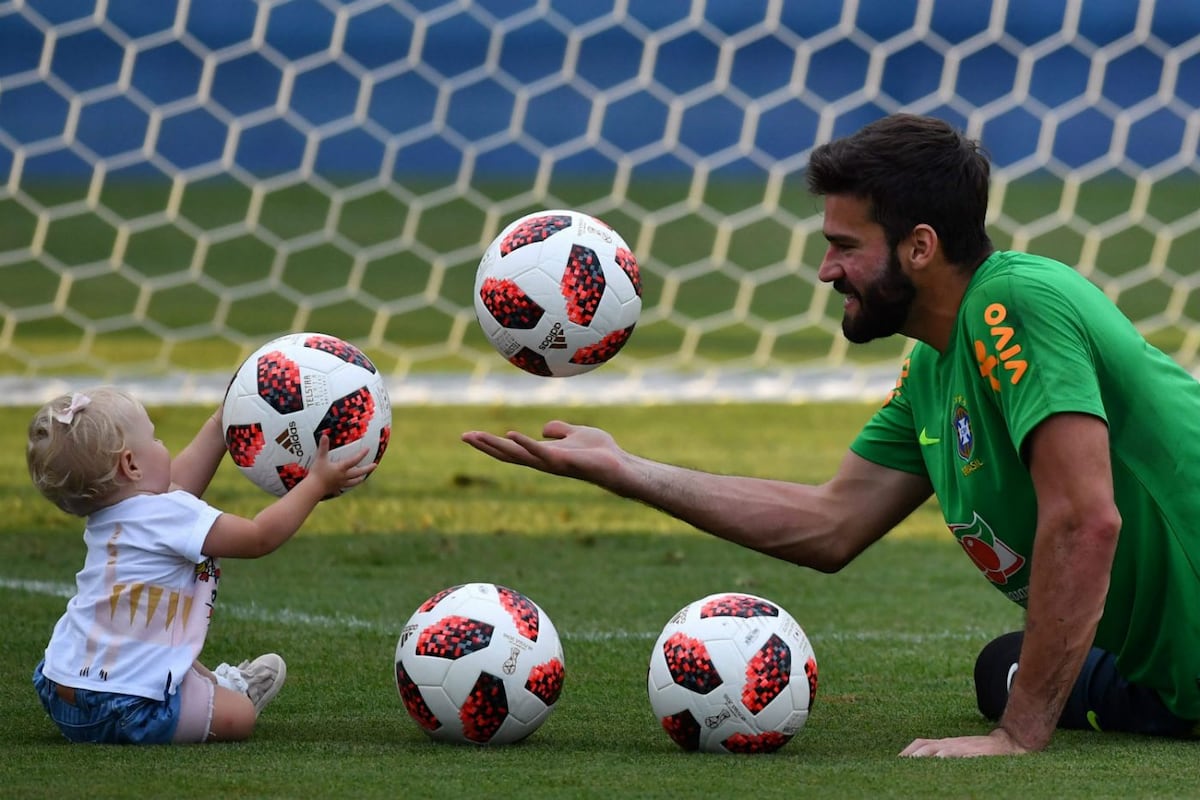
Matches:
[974,631,1023,721]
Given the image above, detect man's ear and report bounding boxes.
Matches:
[117,449,141,482]
[907,223,939,269]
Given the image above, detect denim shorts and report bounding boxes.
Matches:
[33,660,180,745]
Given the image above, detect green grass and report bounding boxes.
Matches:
[2,402,1197,799]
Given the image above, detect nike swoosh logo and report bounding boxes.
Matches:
[918,427,941,446]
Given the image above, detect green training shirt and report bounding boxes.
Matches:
[851,250,1200,720]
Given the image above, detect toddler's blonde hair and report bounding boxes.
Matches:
[27,386,144,516]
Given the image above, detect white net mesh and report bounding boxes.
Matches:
[1,0,1197,404]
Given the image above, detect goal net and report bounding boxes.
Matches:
[1,1,1197,405]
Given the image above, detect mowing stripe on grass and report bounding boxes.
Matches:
[2,576,993,644]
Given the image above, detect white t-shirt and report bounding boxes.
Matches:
[41,491,223,700]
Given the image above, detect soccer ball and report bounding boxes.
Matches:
[221,332,392,497]
[394,582,566,745]
[647,592,818,754]
[473,208,642,377]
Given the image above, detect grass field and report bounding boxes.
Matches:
[3,401,1197,799]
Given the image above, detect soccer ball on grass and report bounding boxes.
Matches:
[221,332,391,496]
[647,592,818,754]
[395,582,566,745]
[474,208,642,377]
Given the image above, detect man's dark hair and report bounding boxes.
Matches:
[806,114,994,269]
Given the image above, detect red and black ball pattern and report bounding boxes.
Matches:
[479,277,546,329]
[805,655,819,710]
[561,244,606,326]
[508,347,553,377]
[256,351,304,414]
[277,462,307,492]
[416,616,495,660]
[373,426,391,466]
[570,325,635,366]
[700,594,780,619]
[418,585,462,613]
[524,658,565,706]
[722,730,791,754]
[661,709,702,751]
[615,247,642,297]
[500,213,573,256]
[460,672,509,743]
[741,633,791,713]
[313,386,376,448]
[225,423,265,467]
[395,664,440,731]
[662,632,723,694]
[304,334,377,373]
[497,586,540,641]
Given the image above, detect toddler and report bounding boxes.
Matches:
[27,387,374,744]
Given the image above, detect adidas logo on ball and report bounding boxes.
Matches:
[274,422,304,457]
[539,322,568,351]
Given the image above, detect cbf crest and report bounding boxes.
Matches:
[953,396,984,476]
[953,401,973,461]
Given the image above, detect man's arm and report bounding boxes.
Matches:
[901,412,1120,757]
[464,420,933,572]
[1000,411,1120,747]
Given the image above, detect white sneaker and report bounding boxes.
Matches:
[237,653,287,714]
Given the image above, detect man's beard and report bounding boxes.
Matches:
[839,249,917,344]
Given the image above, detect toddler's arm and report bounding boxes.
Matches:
[171,408,227,497]
[200,435,374,558]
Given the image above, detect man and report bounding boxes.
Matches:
[462,114,1200,757]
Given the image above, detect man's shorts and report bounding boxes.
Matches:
[975,632,1199,738]
[33,660,185,745]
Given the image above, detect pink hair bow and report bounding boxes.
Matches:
[53,392,91,425]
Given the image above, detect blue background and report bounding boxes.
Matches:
[1,0,1197,180]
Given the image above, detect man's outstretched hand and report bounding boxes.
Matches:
[461,421,625,483]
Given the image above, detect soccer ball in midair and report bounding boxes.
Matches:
[221,332,392,497]
[474,209,642,377]
[395,582,566,745]
[647,592,818,754]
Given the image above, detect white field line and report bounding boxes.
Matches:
[0,368,901,407]
[2,576,991,644]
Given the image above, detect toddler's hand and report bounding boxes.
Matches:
[308,434,376,496]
